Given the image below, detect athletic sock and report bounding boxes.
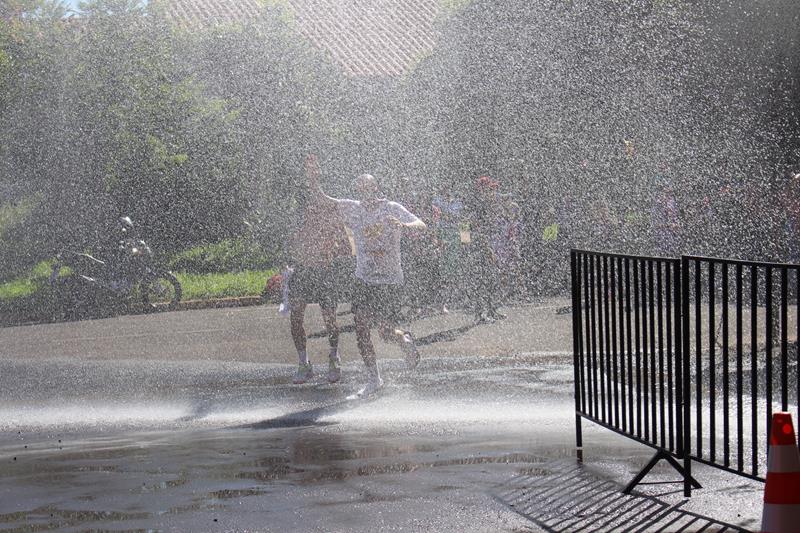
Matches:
[329,347,339,361]
[298,350,309,366]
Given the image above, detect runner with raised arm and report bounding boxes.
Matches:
[306,155,426,397]
[284,174,352,385]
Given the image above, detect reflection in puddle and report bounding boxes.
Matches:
[208,488,268,499]
[316,490,409,507]
[234,428,547,486]
[236,464,304,481]
[0,506,151,530]
[160,502,225,516]
[141,477,190,493]
[292,440,438,464]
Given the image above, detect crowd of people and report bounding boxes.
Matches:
[277,152,800,395]
[278,156,524,397]
[557,166,800,265]
[398,175,524,323]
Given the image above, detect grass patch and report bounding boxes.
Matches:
[0,266,277,326]
[169,239,273,274]
[0,277,39,300]
[176,269,275,301]
[0,260,60,301]
[0,265,275,304]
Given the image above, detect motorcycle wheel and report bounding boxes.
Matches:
[141,272,182,310]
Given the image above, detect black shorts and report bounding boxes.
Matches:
[351,279,402,326]
[289,259,352,309]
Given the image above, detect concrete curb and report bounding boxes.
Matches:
[154,295,265,312]
[1,295,270,328]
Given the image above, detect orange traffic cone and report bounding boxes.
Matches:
[761,412,800,533]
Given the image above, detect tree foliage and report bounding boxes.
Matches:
[1,0,798,281]
[397,0,800,261]
[0,0,349,277]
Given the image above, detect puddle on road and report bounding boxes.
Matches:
[0,507,151,531]
[0,357,582,531]
[208,488,269,499]
[0,421,582,531]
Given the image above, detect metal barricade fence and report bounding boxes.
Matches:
[571,250,696,496]
[572,250,800,496]
[682,256,800,483]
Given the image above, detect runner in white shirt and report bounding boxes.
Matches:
[306,155,426,397]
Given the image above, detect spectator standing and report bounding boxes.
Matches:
[491,197,522,301]
[432,189,464,312]
[651,174,681,256]
[401,189,441,318]
[784,172,800,263]
[468,175,506,323]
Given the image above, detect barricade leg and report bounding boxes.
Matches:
[622,449,701,495]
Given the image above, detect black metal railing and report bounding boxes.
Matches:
[571,249,696,495]
[682,256,800,483]
[572,250,800,497]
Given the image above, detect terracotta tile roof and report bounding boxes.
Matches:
[157,0,441,77]
[160,0,264,26]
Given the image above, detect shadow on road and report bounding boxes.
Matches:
[308,312,482,347]
[241,399,368,430]
[308,324,356,338]
[415,323,480,346]
[495,460,750,532]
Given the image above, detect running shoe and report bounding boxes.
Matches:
[401,332,420,369]
[327,358,342,384]
[292,362,313,384]
[347,375,384,400]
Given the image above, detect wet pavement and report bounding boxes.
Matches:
[0,304,765,531]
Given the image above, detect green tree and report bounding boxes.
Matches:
[182,6,353,256]
[0,0,251,276]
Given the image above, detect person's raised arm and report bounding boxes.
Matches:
[305,154,338,206]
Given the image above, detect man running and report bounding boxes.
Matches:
[307,155,426,397]
[285,182,352,385]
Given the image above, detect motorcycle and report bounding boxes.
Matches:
[49,236,182,314]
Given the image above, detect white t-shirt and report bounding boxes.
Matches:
[335,199,419,285]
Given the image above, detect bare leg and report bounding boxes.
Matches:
[345,306,383,397]
[354,308,377,372]
[289,301,307,356]
[379,321,420,369]
[290,300,313,384]
[321,303,342,382]
[320,304,339,356]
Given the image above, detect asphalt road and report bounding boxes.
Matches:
[0,299,574,363]
[0,301,764,532]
